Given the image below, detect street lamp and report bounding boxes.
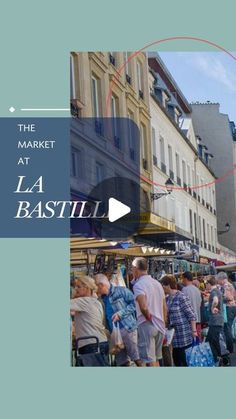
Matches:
[151,177,174,200]
[218,222,230,235]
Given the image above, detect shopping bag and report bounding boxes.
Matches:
[223,304,228,323]
[110,322,125,354]
[232,317,236,340]
[163,328,175,346]
[186,338,215,367]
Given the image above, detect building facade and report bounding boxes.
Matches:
[70,52,177,238]
[191,103,236,253]
[70,52,152,205]
[148,54,218,260]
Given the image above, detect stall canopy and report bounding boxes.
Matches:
[216,263,236,272]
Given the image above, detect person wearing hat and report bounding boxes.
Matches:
[70,275,109,366]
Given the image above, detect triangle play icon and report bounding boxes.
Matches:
[108,197,131,222]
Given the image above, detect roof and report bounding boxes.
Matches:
[148,52,192,114]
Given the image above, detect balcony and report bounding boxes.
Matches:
[139,90,144,100]
[130,148,135,161]
[161,162,166,174]
[114,136,121,149]
[177,176,181,186]
[143,158,148,170]
[109,53,116,66]
[94,119,103,136]
[169,169,174,181]
[153,155,157,166]
[70,100,82,118]
[126,74,132,84]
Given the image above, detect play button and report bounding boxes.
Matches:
[108,198,131,222]
[70,176,150,239]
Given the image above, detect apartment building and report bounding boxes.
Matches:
[191,103,236,253]
[148,53,218,259]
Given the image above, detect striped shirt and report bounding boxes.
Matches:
[167,291,196,348]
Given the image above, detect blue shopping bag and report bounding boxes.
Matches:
[186,338,215,367]
[232,318,236,340]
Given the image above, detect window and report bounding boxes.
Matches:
[199,215,202,244]
[71,148,83,178]
[182,160,187,188]
[192,169,196,197]
[187,165,191,186]
[189,209,193,235]
[168,145,174,179]
[207,223,210,249]
[95,162,104,183]
[140,123,148,169]
[137,61,144,98]
[194,212,198,243]
[206,186,210,204]
[176,153,181,185]
[111,94,120,145]
[152,127,157,166]
[159,136,166,173]
[211,226,214,250]
[168,195,175,222]
[124,52,132,83]
[197,174,201,201]
[201,179,205,204]
[128,111,136,160]
[70,54,76,100]
[203,219,206,248]
[91,75,101,118]
[111,94,119,117]
[109,52,116,66]
[212,188,215,210]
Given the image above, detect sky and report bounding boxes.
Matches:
[159,52,236,123]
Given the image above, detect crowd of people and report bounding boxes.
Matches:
[70,257,236,367]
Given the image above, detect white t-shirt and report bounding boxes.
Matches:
[133,275,166,334]
[70,296,107,348]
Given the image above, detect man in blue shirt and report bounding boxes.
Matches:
[95,274,142,366]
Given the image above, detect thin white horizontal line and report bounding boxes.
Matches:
[21,108,70,111]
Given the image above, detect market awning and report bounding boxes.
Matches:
[138,212,175,233]
[137,218,193,244]
[216,263,236,272]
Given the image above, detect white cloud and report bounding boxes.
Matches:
[187,53,236,93]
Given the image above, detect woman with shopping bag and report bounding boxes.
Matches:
[161,275,197,367]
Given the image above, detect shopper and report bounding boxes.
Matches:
[216,271,236,353]
[70,276,109,366]
[182,271,202,339]
[131,257,167,367]
[95,274,142,366]
[161,275,197,367]
[206,276,224,363]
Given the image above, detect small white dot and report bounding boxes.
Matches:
[9,107,15,113]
